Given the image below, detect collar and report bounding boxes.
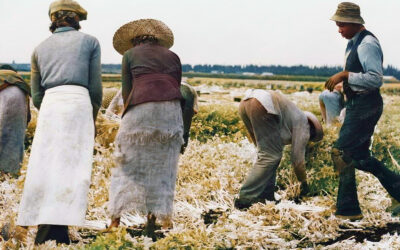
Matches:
[350,30,363,44]
[54,27,75,33]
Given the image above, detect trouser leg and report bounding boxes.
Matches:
[35,225,70,245]
[238,151,281,204]
[336,165,361,216]
[357,157,400,202]
[332,148,362,216]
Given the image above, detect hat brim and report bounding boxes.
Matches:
[330,14,364,24]
[304,111,324,142]
[113,19,174,55]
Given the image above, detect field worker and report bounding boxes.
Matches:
[0,64,31,174]
[179,81,199,153]
[234,89,323,210]
[326,2,400,220]
[17,0,102,244]
[105,81,198,153]
[107,19,183,237]
[319,83,345,125]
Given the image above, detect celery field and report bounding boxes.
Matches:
[1,77,400,249]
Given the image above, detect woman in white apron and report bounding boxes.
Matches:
[17,0,102,245]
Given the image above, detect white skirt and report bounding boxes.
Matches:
[17,85,94,226]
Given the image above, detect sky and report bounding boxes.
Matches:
[0,0,399,67]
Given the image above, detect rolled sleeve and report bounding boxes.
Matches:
[348,36,383,90]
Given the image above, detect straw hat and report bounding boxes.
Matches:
[330,2,364,24]
[113,19,174,55]
[304,111,324,142]
[49,0,87,21]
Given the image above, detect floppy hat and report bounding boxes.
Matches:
[304,111,324,142]
[330,2,364,24]
[113,19,174,55]
[49,0,87,21]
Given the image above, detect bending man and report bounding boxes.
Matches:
[235,89,323,209]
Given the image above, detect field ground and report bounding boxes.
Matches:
[1,77,400,249]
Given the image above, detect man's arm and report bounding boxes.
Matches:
[30,51,44,109]
[348,36,383,90]
[291,122,310,195]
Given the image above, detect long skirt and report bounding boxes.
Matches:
[0,86,27,174]
[17,85,94,226]
[108,100,183,221]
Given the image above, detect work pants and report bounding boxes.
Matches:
[334,91,400,216]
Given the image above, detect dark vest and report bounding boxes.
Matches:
[343,30,382,98]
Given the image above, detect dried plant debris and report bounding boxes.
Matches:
[1,91,400,249]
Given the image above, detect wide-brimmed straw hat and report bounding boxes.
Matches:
[113,19,174,55]
[330,2,364,24]
[49,0,87,21]
[304,111,324,142]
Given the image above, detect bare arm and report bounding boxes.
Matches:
[291,122,310,183]
[319,99,327,123]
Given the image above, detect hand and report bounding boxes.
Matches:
[325,71,348,91]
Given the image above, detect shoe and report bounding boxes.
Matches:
[335,213,363,221]
[234,198,252,210]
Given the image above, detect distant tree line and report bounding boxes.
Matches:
[5,63,400,80]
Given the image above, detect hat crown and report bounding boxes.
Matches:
[49,0,87,20]
[336,2,361,17]
[113,19,174,55]
[330,1,364,24]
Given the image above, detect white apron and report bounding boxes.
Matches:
[17,85,94,226]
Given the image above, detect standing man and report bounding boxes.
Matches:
[326,2,400,220]
[234,89,323,209]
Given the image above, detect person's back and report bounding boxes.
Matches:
[34,28,100,90]
[130,43,181,78]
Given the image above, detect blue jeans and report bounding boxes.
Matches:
[334,91,400,216]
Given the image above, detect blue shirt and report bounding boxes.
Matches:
[345,31,384,91]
